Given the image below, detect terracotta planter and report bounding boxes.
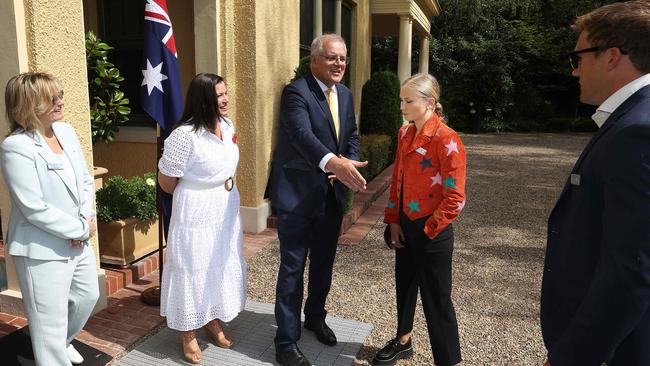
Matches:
[98,218,162,266]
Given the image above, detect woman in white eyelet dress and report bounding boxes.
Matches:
[158,73,246,364]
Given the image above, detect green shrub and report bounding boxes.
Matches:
[359,134,393,181]
[292,56,311,82]
[86,31,131,143]
[359,71,402,138]
[96,173,157,223]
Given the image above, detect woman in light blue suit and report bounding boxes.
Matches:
[1,72,99,365]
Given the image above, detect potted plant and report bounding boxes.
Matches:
[96,173,160,266]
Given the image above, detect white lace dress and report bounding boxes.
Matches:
[158,118,247,331]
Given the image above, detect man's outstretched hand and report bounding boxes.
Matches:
[325,155,368,192]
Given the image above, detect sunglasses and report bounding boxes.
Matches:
[568,46,628,69]
[52,90,64,104]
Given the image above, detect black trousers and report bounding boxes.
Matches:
[395,211,461,366]
[274,187,342,352]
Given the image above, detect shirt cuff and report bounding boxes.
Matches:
[319,153,336,172]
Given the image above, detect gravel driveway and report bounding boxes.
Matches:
[247,133,591,366]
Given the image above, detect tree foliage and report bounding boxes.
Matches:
[359,71,402,137]
[372,0,619,132]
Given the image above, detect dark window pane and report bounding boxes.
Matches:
[323,0,335,34]
[98,0,153,126]
[300,0,313,57]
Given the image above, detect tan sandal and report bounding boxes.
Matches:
[204,319,233,348]
[180,330,202,364]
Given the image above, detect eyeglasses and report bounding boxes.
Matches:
[568,46,628,69]
[318,55,350,65]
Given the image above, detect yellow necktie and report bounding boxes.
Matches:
[326,88,340,140]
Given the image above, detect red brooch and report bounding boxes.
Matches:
[232,133,238,144]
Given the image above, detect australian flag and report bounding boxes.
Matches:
[141,0,183,132]
[141,0,183,240]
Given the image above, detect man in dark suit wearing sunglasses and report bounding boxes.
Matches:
[541,2,650,365]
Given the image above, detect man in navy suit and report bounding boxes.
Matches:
[268,34,367,366]
[541,2,650,365]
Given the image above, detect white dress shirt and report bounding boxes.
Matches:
[592,73,650,128]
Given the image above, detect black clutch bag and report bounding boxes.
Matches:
[383,225,393,249]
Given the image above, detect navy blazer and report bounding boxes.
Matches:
[541,85,650,366]
[268,74,360,216]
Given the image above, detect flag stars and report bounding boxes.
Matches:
[141,59,168,95]
[445,139,459,156]
[444,176,457,190]
[419,157,433,171]
[407,200,421,213]
[430,172,442,186]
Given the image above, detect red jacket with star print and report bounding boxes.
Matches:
[384,114,467,239]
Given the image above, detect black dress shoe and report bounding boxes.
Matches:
[373,338,413,366]
[276,347,312,366]
[304,319,337,346]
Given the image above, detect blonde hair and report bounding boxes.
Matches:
[5,72,62,133]
[401,73,445,118]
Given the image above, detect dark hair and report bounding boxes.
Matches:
[573,1,650,73]
[176,73,225,132]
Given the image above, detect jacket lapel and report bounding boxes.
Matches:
[336,85,347,145]
[36,128,80,204]
[571,87,646,174]
[405,116,440,154]
[307,74,340,147]
[553,86,650,206]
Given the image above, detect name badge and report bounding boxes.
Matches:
[570,174,581,186]
[47,162,65,170]
[416,147,427,155]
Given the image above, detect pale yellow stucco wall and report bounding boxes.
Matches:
[0,0,30,295]
[0,0,101,296]
[249,0,300,206]
[219,0,300,209]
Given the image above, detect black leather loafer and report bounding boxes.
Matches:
[276,347,311,366]
[373,338,413,366]
[304,319,337,346]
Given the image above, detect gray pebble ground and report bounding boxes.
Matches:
[247,133,591,366]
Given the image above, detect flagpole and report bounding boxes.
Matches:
[141,124,164,305]
[140,0,181,306]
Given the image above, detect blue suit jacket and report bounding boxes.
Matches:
[268,74,360,216]
[0,122,94,260]
[541,85,650,366]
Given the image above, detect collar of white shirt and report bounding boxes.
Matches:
[592,73,650,128]
[313,74,337,95]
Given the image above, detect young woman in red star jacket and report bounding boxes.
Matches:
[373,73,467,366]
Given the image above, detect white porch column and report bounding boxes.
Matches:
[419,35,429,74]
[313,0,323,37]
[334,0,342,35]
[397,15,413,83]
